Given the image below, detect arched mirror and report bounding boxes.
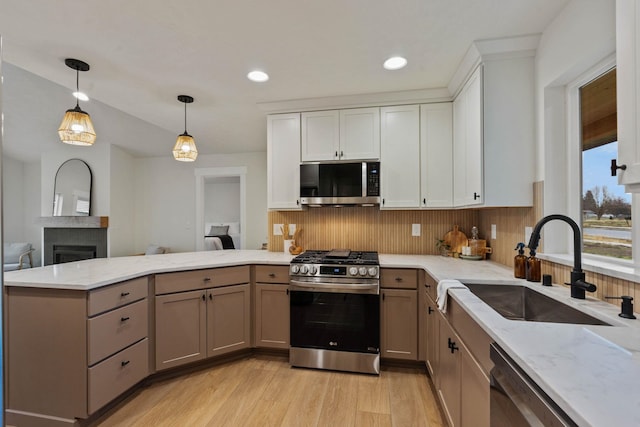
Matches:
[52,159,92,216]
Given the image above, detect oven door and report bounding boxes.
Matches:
[290,289,380,354]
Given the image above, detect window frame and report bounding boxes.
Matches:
[566,55,639,269]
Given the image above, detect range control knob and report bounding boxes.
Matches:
[349,267,358,276]
[309,265,318,275]
[291,265,300,274]
[300,265,309,274]
[359,267,367,276]
[368,267,378,277]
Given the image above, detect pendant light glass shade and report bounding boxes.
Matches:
[173,95,198,162]
[58,59,96,146]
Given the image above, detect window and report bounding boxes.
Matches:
[579,68,632,260]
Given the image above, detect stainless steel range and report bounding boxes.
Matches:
[289,249,380,375]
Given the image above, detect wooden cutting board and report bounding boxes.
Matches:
[443,225,468,255]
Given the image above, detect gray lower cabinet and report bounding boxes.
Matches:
[254,265,291,349]
[428,271,491,427]
[155,266,251,371]
[380,268,418,360]
[6,277,150,426]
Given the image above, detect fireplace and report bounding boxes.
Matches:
[43,227,107,266]
[53,244,97,264]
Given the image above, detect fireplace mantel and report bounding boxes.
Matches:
[38,216,109,229]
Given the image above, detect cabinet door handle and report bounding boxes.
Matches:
[202,294,206,301]
[340,150,344,158]
[473,192,480,200]
[611,158,627,176]
[423,198,426,205]
[121,360,130,367]
[395,277,403,282]
[424,284,431,288]
[209,293,213,300]
[448,337,459,353]
[120,316,130,322]
[120,292,130,297]
[269,273,276,277]
[286,289,289,296]
[335,151,339,158]
[382,293,385,301]
[203,277,211,282]
[428,307,434,314]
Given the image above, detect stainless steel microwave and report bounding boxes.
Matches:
[300,162,380,206]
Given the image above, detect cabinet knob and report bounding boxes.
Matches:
[203,277,211,282]
[335,151,338,158]
[269,273,276,277]
[395,277,403,282]
[340,151,344,158]
[611,159,627,176]
[121,360,130,367]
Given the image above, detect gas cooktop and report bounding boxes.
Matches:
[290,249,379,266]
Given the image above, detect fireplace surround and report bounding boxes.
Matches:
[39,216,108,266]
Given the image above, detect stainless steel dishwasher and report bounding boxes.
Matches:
[489,343,578,427]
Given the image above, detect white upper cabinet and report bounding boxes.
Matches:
[267,113,302,210]
[451,49,535,207]
[616,0,640,191]
[340,108,381,160]
[453,67,483,207]
[421,103,453,208]
[380,105,421,209]
[301,110,340,162]
[301,107,380,162]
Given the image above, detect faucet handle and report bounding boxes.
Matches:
[605,295,637,319]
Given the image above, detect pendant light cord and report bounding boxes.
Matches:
[75,68,80,108]
[184,101,188,134]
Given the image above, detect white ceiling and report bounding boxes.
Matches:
[0,0,570,162]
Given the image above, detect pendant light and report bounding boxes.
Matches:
[172,95,198,162]
[58,58,97,146]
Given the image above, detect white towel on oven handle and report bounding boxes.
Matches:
[436,279,468,313]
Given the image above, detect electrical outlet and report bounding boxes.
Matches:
[273,224,283,235]
[412,224,421,237]
[525,226,533,244]
[491,224,497,239]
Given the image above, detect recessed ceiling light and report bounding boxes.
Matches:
[383,56,407,70]
[247,70,269,82]
[73,91,89,101]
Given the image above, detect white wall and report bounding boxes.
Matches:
[133,152,267,253]
[109,145,136,256]
[534,0,616,252]
[205,177,240,224]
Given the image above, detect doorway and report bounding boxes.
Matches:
[195,167,247,250]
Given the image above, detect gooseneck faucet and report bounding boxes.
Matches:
[527,214,597,299]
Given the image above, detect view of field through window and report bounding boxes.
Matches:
[580,68,631,259]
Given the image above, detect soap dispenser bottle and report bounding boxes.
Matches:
[514,243,526,279]
[526,248,541,282]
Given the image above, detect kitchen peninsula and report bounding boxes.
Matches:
[5,251,640,427]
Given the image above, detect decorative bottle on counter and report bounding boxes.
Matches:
[525,248,541,282]
[514,243,526,279]
[469,226,480,256]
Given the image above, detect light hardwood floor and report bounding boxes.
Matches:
[93,355,446,427]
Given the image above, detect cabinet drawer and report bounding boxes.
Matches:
[88,338,149,414]
[88,299,148,366]
[380,268,418,289]
[155,266,250,295]
[155,268,218,295]
[88,277,148,316]
[424,271,438,301]
[255,265,290,283]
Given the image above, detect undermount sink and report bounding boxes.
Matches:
[464,283,611,326]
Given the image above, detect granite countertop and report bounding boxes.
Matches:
[5,251,639,426]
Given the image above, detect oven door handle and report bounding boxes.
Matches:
[290,279,379,294]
